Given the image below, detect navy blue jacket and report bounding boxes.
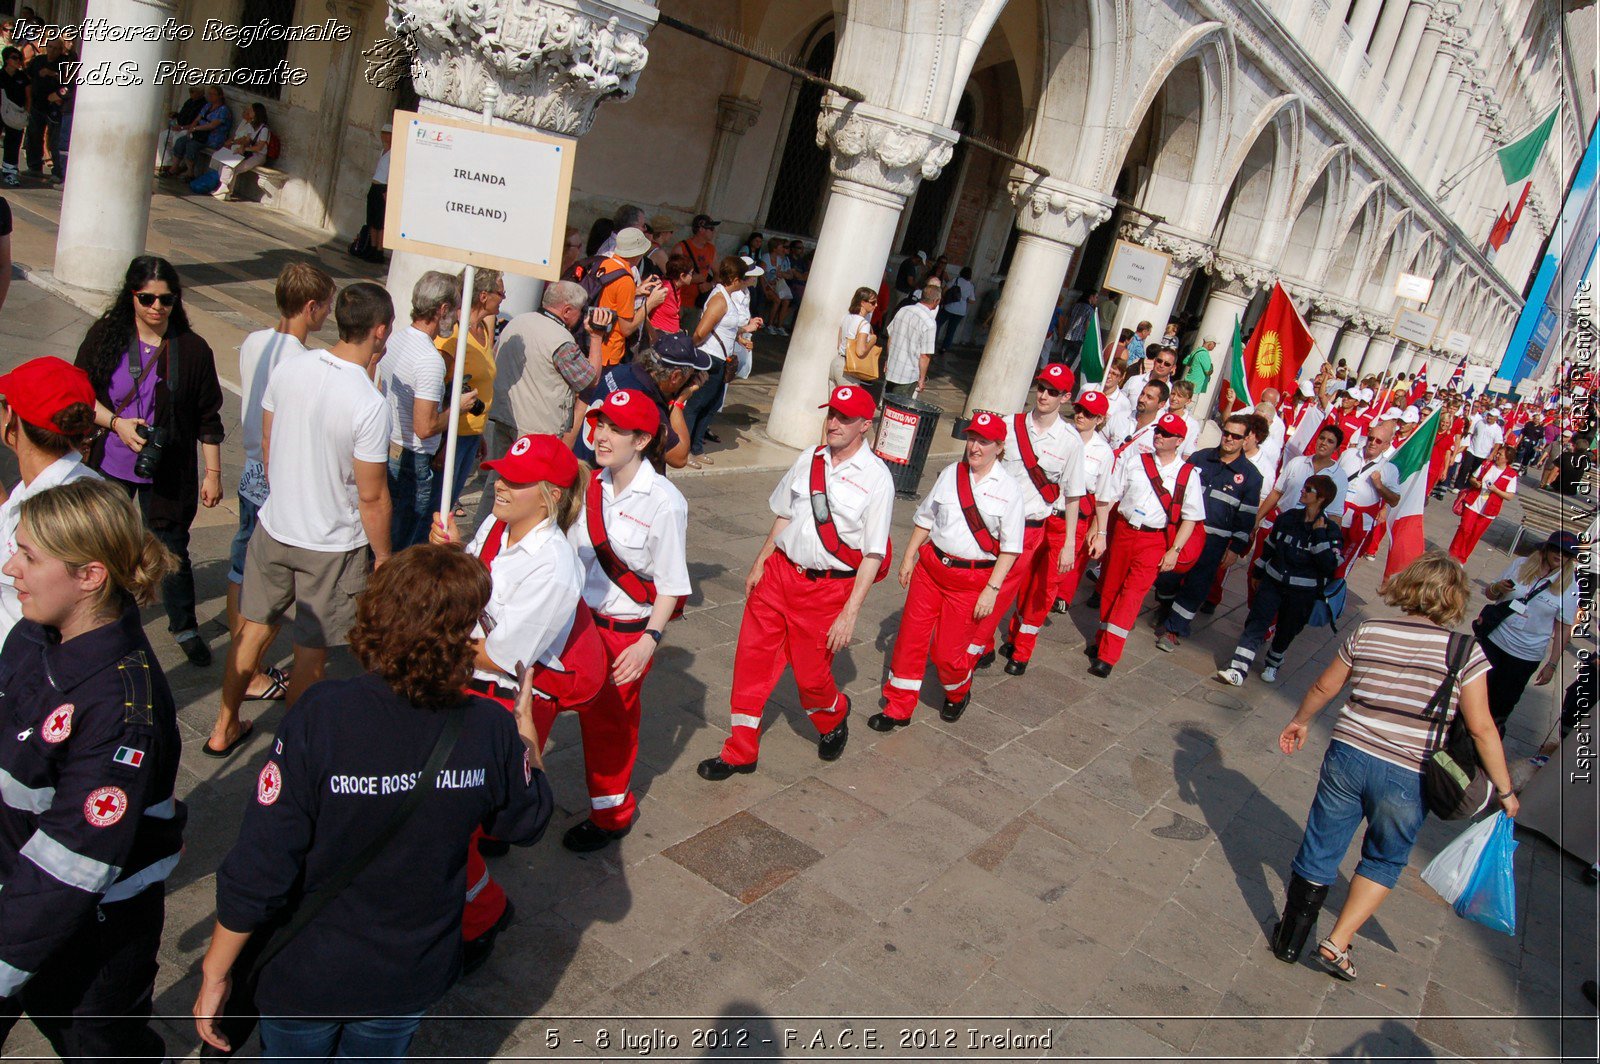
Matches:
[1256,507,1343,589]
[215,672,553,1016]
[1187,447,1263,553]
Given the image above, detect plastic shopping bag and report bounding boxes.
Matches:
[1421,812,1500,906]
[1453,812,1518,935]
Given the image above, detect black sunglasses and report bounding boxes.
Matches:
[1221,429,1248,440]
[1155,428,1184,439]
[135,292,177,307]
[1036,384,1064,397]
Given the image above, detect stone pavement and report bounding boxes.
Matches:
[1,268,1597,1061]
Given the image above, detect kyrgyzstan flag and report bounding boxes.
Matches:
[1243,283,1315,401]
[1383,406,1443,579]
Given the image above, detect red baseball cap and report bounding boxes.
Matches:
[1157,412,1189,437]
[481,433,579,487]
[966,411,1006,442]
[0,357,96,432]
[818,384,875,421]
[1035,363,1075,393]
[584,389,660,435]
[1075,390,1110,417]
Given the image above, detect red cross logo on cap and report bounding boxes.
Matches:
[977,414,991,425]
[42,703,74,744]
[611,391,631,406]
[510,437,532,456]
[837,387,853,401]
[83,786,128,828]
[258,761,283,806]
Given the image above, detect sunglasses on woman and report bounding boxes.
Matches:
[135,292,177,307]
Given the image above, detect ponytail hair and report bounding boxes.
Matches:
[18,479,176,615]
[540,477,585,533]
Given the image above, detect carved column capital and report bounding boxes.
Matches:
[387,0,656,135]
[1117,222,1214,278]
[1008,179,1115,246]
[716,94,761,135]
[815,96,959,200]
[1309,294,1359,322]
[1205,255,1276,295]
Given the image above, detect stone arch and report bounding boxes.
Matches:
[1211,94,1302,262]
[1016,0,1123,186]
[1278,144,1347,284]
[1323,185,1383,299]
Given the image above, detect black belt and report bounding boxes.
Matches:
[932,545,996,570]
[1025,518,1047,529]
[1119,516,1167,534]
[466,678,514,699]
[593,613,650,633]
[778,550,855,580]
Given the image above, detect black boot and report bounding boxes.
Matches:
[1269,873,1329,963]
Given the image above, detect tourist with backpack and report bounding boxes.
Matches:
[568,227,663,367]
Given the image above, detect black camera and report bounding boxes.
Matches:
[133,423,169,480]
[462,374,485,417]
[586,306,614,338]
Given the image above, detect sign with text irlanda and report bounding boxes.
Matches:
[384,110,575,279]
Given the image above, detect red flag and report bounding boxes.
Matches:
[1242,283,1315,402]
[1488,182,1531,251]
[1408,367,1428,404]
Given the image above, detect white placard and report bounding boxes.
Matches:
[1394,272,1435,302]
[1489,376,1512,394]
[1515,377,1541,397]
[384,110,576,279]
[1102,239,1172,303]
[874,406,920,465]
[1445,330,1472,355]
[1461,365,1493,392]
[1392,307,1440,347]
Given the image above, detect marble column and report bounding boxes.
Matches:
[1107,223,1214,344]
[1339,324,1375,379]
[1191,257,1274,421]
[767,98,958,448]
[54,0,180,293]
[1306,296,1357,379]
[1362,0,1418,103]
[697,94,761,217]
[1428,86,1480,190]
[1423,65,1472,188]
[1392,3,1455,140]
[1413,43,1464,149]
[967,180,1114,416]
[382,0,658,322]
[1338,0,1387,90]
[1360,333,1401,378]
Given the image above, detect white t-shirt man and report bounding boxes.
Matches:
[237,329,311,506]
[259,349,392,553]
[1465,414,1504,459]
[380,324,447,455]
[945,275,976,317]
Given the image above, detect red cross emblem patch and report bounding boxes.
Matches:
[41,704,74,744]
[84,786,128,828]
[257,760,282,806]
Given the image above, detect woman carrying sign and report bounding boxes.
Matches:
[564,391,690,851]
[875,412,1024,727]
[699,386,894,780]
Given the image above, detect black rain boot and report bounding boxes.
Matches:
[1269,873,1329,963]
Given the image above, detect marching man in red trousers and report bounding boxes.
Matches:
[992,363,1086,676]
[1051,389,1116,613]
[1086,413,1204,678]
[565,390,691,850]
[1334,420,1399,575]
[699,385,894,780]
[875,413,1024,727]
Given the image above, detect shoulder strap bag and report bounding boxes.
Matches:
[1473,576,1554,640]
[808,448,891,581]
[1140,453,1203,572]
[1421,633,1494,820]
[954,461,1001,556]
[201,706,466,1057]
[583,470,686,616]
[1013,413,1061,506]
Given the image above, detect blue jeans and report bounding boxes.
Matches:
[1292,740,1427,890]
[449,435,481,506]
[387,449,438,552]
[228,493,263,584]
[684,367,727,455]
[259,1012,426,1063]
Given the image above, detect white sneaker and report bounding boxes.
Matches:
[1261,666,1278,684]
[1216,668,1245,687]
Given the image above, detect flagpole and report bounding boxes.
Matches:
[1437,104,1561,197]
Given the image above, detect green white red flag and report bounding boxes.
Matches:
[1079,310,1104,385]
[1383,406,1443,578]
[1216,317,1252,415]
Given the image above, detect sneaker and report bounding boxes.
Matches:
[2,173,17,187]
[1261,666,1279,684]
[1156,630,1180,653]
[1215,668,1245,687]
[175,630,212,667]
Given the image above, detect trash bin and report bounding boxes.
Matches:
[875,393,942,497]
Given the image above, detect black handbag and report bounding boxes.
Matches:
[1421,633,1493,820]
[1473,577,1553,640]
[201,706,465,1057]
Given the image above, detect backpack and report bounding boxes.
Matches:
[562,254,630,308]
[265,132,282,162]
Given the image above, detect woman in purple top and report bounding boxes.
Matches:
[75,256,225,666]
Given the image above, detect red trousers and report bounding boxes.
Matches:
[1339,504,1383,576]
[1448,509,1492,563]
[1004,517,1067,662]
[720,552,853,766]
[1052,509,1096,608]
[578,622,656,832]
[462,609,605,941]
[882,542,991,719]
[1095,518,1167,666]
[973,522,1039,656]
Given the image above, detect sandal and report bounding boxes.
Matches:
[685,458,704,470]
[202,718,256,759]
[244,665,289,703]
[1317,938,1357,981]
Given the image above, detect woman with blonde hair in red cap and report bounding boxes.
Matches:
[875,412,1024,728]
[0,355,102,642]
[431,432,604,972]
[1050,388,1116,614]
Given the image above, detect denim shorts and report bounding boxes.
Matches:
[1291,740,1427,890]
[228,493,262,585]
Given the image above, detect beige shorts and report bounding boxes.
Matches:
[241,527,370,649]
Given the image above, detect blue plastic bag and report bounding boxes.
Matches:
[189,170,221,195]
[1309,579,1347,629]
[1453,811,1517,935]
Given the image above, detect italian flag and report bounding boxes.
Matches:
[1218,316,1253,414]
[1383,406,1443,578]
[1079,311,1104,385]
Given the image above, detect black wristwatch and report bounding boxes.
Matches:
[644,628,663,644]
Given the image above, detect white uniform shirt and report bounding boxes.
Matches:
[1000,412,1087,520]
[0,454,101,641]
[1272,455,1349,519]
[1167,406,1202,458]
[568,462,692,621]
[1102,453,1208,529]
[915,461,1026,560]
[1247,447,1278,486]
[1465,415,1504,458]
[1121,372,1175,407]
[1260,415,1286,472]
[1338,448,1400,510]
[258,350,391,553]
[379,324,447,455]
[770,444,895,571]
[1080,433,1116,500]
[469,516,583,685]
[1104,415,1159,470]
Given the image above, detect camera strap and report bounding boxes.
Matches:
[113,338,167,418]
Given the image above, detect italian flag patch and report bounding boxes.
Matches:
[113,746,145,768]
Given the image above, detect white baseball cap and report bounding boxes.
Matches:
[1402,408,1420,424]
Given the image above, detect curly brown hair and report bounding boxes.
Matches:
[349,545,491,709]
[1380,550,1470,628]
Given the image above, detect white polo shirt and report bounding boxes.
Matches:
[1272,455,1349,519]
[915,461,1026,560]
[1102,452,1208,529]
[380,324,447,455]
[1104,414,1159,471]
[469,516,584,685]
[568,462,692,621]
[0,454,101,642]
[770,444,895,572]
[1080,433,1116,501]
[1338,448,1400,510]
[1465,415,1504,458]
[999,411,1086,520]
